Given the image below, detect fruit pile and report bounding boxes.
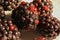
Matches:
[11,0,60,40]
[0,0,60,40]
[0,5,21,40]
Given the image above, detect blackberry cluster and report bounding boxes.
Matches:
[11,2,39,30]
[0,6,21,40]
[11,0,60,40]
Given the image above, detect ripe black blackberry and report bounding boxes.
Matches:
[36,15,60,39]
[11,2,39,30]
[33,0,53,15]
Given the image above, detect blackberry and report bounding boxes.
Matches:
[36,15,60,39]
[11,2,39,30]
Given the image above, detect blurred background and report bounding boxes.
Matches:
[52,0,60,20]
[4,0,60,40]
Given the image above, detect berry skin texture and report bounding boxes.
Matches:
[37,36,46,40]
[34,19,39,25]
[34,36,46,40]
[9,25,15,31]
[42,6,48,11]
[21,1,27,5]
[29,5,37,12]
